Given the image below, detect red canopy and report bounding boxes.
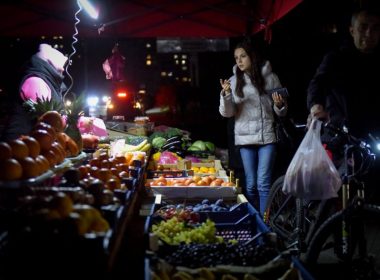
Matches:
[0,0,302,39]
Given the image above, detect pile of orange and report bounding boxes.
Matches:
[0,110,80,181]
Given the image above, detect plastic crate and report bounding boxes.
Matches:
[145,196,270,251]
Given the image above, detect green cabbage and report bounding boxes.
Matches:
[191,140,206,151]
[152,137,167,149]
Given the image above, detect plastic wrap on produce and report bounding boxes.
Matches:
[110,138,126,157]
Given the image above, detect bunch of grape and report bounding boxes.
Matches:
[161,242,278,268]
[151,217,223,245]
[155,206,200,223]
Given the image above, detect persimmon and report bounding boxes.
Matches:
[19,156,40,178]
[0,141,12,161]
[38,111,65,132]
[0,158,22,181]
[8,139,29,160]
[20,135,40,158]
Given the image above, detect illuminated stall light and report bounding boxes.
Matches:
[87,96,99,107]
[117,92,127,98]
[146,60,152,66]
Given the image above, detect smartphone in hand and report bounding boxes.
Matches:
[268,87,289,98]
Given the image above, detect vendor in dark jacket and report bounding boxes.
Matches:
[2,44,67,141]
[307,7,380,139]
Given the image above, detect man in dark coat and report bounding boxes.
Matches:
[307,7,380,200]
[307,7,380,139]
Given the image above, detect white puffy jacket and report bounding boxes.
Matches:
[219,61,287,146]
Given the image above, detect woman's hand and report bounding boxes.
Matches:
[220,79,231,96]
[272,92,284,108]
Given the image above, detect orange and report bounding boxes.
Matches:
[19,156,41,178]
[38,111,65,132]
[52,141,66,158]
[97,168,112,183]
[41,150,57,168]
[98,152,109,161]
[78,165,89,179]
[20,135,41,158]
[34,122,57,141]
[89,166,99,178]
[35,154,50,173]
[50,142,64,164]
[100,159,110,169]
[89,158,101,168]
[56,132,66,150]
[50,192,73,218]
[31,129,54,152]
[0,141,12,161]
[115,155,126,164]
[8,139,29,160]
[0,158,22,181]
[66,137,79,157]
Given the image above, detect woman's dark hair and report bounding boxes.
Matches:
[234,40,266,98]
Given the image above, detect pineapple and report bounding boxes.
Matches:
[23,96,64,121]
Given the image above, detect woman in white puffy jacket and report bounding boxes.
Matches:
[219,40,287,215]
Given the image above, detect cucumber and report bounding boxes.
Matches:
[161,140,182,151]
[166,135,182,143]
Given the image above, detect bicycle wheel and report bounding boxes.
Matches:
[304,206,380,279]
[264,175,299,242]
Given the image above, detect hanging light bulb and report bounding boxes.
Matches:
[78,0,99,19]
[64,0,99,99]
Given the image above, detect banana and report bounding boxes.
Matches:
[157,269,170,280]
[123,139,148,152]
[151,271,162,280]
[172,271,194,280]
[140,142,152,152]
[199,268,215,280]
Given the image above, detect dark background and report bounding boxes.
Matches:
[0,0,362,149]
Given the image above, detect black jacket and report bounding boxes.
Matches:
[2,55,65,140]
[307,41,380,139]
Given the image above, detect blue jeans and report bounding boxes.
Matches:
[240,144,277,215]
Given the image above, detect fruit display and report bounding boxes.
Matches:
[149,257,305,280]
[147,175,234,187]
[0,121,80,183]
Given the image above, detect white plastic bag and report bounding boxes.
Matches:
[282,119,342,200]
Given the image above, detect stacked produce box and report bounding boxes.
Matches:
[143,127,314,280]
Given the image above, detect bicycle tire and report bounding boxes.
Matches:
[264,175,299,242]
[304,206,380,279]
